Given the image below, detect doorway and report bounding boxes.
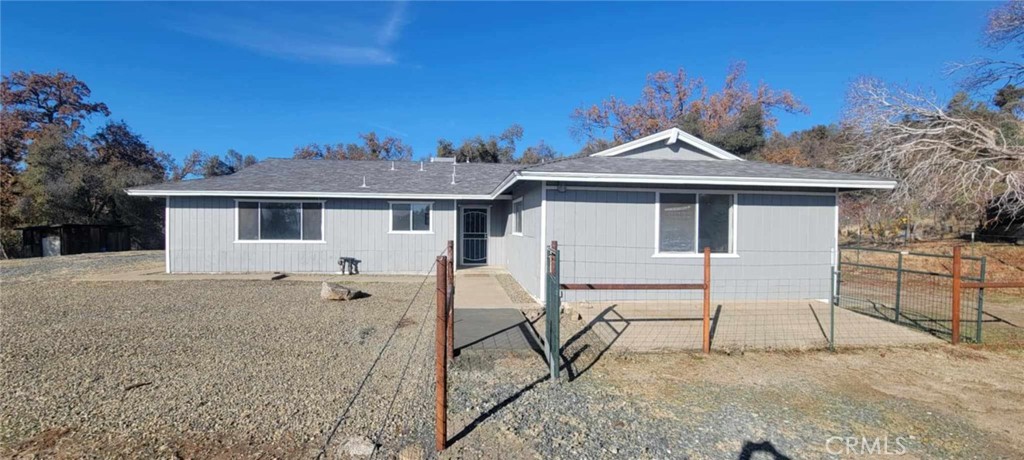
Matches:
[461,207,489,265]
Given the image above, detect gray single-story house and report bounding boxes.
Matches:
[127,128,894,302]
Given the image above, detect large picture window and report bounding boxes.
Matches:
[657,193,734,254]
[391,202,432,233]
[237,201,323,242]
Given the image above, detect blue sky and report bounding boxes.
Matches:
[0,1,1009,162]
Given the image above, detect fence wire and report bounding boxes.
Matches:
[317,250,444,459]
[552,242,974,354]
[838,247,984,344]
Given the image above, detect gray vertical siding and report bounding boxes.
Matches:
[166,185,839,305]
[167,197,454,274]
[502,182,543,299]
[545,187,836,301]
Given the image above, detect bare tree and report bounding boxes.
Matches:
[161,150,205,181]
[841,77,1024,221]
[951,1,1024,91]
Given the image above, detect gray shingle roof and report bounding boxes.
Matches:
[128,157,893,197]
[519,156,892,183]
[130,159,518,196]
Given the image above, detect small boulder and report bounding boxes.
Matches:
[321,282,364,301]
[398,444,425,460]
[339,436,377,457]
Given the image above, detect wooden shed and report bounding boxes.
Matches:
[18,224,132,258]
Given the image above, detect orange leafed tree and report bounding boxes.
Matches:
[570,62,808,154]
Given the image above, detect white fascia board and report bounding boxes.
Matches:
[674,129,744,161]
[588,128,744,161]
[511,171,897,190]
[125,189,508,200]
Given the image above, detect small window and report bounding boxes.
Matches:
[391,202,432,232]
[657,193,733,254]
[512,199,524,235]
[237,201,324,242]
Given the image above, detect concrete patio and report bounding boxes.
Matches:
[567,300,944,352]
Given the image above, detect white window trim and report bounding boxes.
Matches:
[388,201,434,234]
[653,191,737,258]
[511,197,524,236]
[234,199,326,244]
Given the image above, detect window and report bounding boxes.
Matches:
[657,193,734,254]
[512,198,524,235]
[391,202,432,233]
[236,201,323,242]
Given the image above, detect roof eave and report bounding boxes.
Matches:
[511,171,897,190]
[125,189,506,200]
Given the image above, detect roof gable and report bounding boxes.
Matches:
[588,128,744,161]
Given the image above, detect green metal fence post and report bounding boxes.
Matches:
[834,249,842,306]
[976,256,987,343]
[546,242,560,381]
[894,252,904,323]
[830,266,837,351]
[552,245,560,380]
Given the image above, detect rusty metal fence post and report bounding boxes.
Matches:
[435,255,448,451]
[951,246,962,345]
[702,247,711,354]
[446,241,455,361]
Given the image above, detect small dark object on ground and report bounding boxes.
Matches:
[124,382,152,392]
[320,282,366,301]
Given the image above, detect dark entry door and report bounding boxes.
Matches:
[461,207,488,265]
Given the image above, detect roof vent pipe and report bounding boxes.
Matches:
[390,161,395,171]
[419,161,424,171]
[360,176,367,188]
[451,164,456,185]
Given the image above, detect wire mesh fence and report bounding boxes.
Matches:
[838,247,985,344]
[548,242,967,357]
[315,249,446,459]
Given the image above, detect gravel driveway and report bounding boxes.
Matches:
[447,342,1024,459]
[3,252,1022,459]
[2,252,438,458]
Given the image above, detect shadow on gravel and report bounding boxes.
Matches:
[448,374,549,447]
[560,305,626,382]
[738,440,792,460]
[449,307,626,447]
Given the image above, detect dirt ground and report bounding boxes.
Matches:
[447,343,1024,459]
[3,251,1023,459]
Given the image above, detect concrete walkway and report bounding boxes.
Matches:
[453,267,542,354]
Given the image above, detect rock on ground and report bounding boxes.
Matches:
[321,282,364,301]
[339,436,376,457]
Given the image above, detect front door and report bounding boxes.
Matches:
[461,207,488,265]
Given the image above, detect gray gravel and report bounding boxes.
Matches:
[442,317,1023,459]
[496,274,537,304]
[4,252,1021,459]
[0,250,163,283]
[1,253,438,458]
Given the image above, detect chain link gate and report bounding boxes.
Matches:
[545,242,561,380]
